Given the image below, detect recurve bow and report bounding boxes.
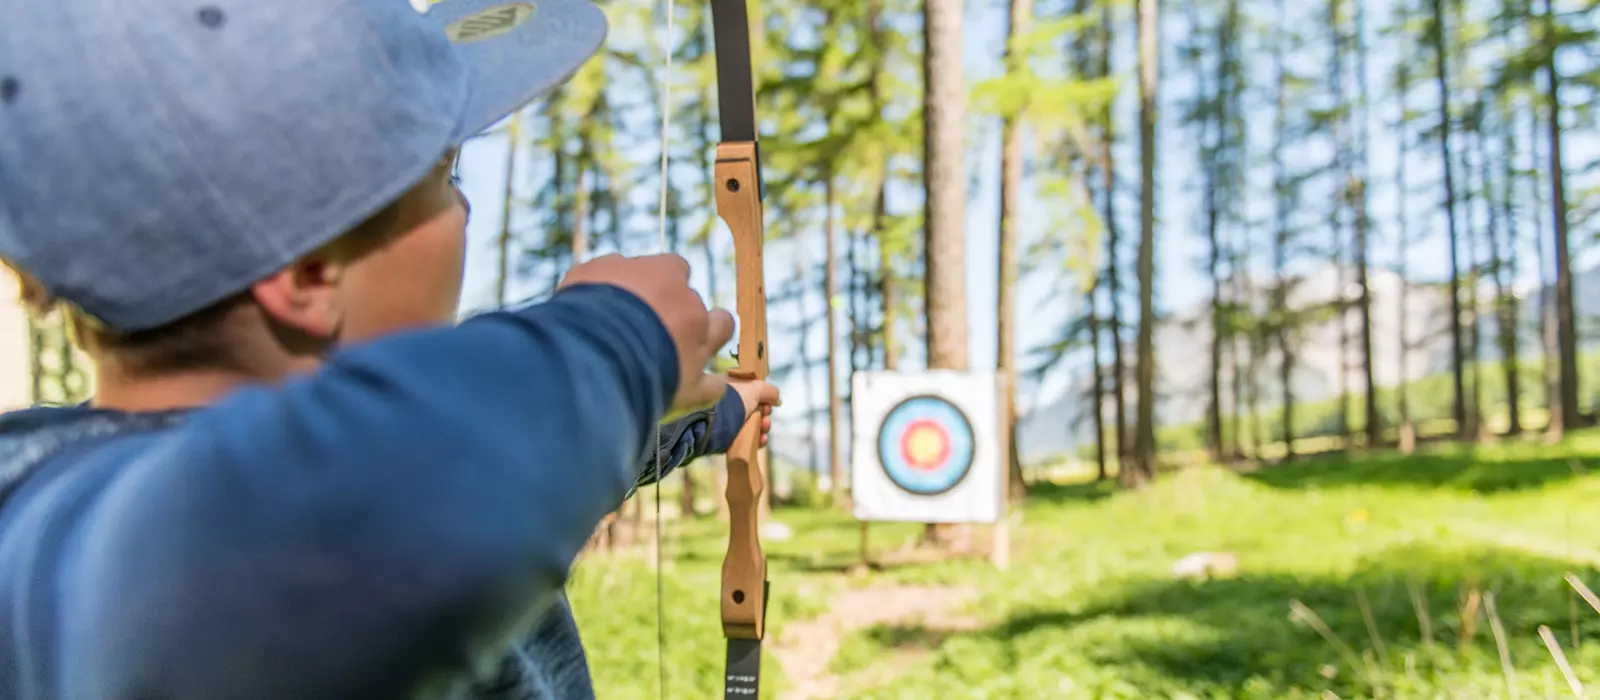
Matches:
[708,0,769,696]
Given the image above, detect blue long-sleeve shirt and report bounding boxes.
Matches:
[0,284,745,700]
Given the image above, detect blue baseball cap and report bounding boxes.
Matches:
[0,0,606,331]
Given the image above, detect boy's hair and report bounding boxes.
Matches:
[5,197,408,376]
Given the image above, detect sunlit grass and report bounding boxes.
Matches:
[572,430,1600,698]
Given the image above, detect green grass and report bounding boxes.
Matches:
[571,432,1600,699]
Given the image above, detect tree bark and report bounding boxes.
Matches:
[1204,181,1224,461]
[1396,56,1416,454]
[1529,87,1559,436]
[1354,179,1379,448]
[869,0,896,373]
[1485,111,1521,436]
[1271,0,1296,460]
[1428,0,1469,437]
[998,0,1034,499]
[1329,0,1351,449]
[1127,0,1159,488]
[825,176,845,506]
[1203,33,1225,463]
[496,111,522,308]
[1543,0,1580,432]
[1089,286,1108,481]
[1352,0,1380,449]
[921,0,970,538]
[922,0,968,372]
[573,166,590,265]
[1099,1,1129,468]
[793,236,819,483]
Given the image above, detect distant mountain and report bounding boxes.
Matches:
[1015,263,1600,463]
[764,263,1600,474]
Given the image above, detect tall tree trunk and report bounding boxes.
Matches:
[1353,182,1378,447]
[1248,313,1265,459]
[1203,42,1225,463]
[1196,0,1238,463]
[870,0,897,373]
[793,243,821,487]
[1484,111,1521,435]
[876,194,895,370]
[1502,123,1524,437]
[824,176,845,505]
[1543,0,1580,432]
[997,0,1033,499]
[1428,0,1468,437]
[1396,57,1416,454]
[573,166,591,265]
[1530,89,1558,435]
[1204,211,1223,461]
[496,111,522,308]
[846,0,867,377]
[1221,0,1242,461]
[1089,285,1108,481]
[922,0,969,369]
[1128,0,1159,487]
[922,0,970,537]
[1460,125,1483,439]
[600,151,622,262]
[1334,240,1349,450]
[1099,2,1129,467]
[1271,0,1295,459]
[1352,0,1379,448]
[1228,336,1242,459]
[1329,0,1352,449]
[847,214,862,375]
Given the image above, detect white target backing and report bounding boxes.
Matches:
[851,371,1002,523]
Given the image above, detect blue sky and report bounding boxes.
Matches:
[451,0,1598,426]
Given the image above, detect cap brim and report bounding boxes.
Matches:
[425,0,608,143]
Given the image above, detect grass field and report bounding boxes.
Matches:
[569,431,1600,699]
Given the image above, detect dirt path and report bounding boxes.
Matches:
[770,584,984,700]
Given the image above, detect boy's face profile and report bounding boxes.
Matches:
[335,156,471,342]
[251,152,469,350]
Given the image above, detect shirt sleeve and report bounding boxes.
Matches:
[45,284,677,700]
[629,386,745,495]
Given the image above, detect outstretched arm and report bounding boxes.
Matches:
[630,387,745,494]
[629,380,778,495]
[34,285,675,700]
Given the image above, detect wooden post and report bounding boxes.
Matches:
[858,521,871,570]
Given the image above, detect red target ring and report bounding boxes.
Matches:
[876,395,976,496]
[899,419,952,472]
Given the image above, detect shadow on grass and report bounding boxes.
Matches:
[1244,445,1589,494]
[1024,479,1119,505]
[858,543,1599,697]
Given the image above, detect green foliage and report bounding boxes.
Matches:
[785,471,832,509]
[575,433,1600,698]
[26,309,91,405]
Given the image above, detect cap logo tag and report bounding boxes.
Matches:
[445,3,536,44]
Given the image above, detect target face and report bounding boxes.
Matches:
[876,395,976,495]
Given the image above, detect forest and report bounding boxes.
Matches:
[14,0,1600,695]
[428,0,1600,492]
[20,0,1600,489]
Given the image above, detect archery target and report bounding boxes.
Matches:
[852,371,1002,523]
[877,395,975,496]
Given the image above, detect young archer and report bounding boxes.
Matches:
[0,0,772,697]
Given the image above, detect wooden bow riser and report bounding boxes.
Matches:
[714,141,768,642]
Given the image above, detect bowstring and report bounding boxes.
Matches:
[653,0,676,696]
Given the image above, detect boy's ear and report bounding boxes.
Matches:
[250,255,346,340]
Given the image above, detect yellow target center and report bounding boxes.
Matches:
[904,425,947,467]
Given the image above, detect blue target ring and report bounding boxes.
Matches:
[876,395,975,496]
